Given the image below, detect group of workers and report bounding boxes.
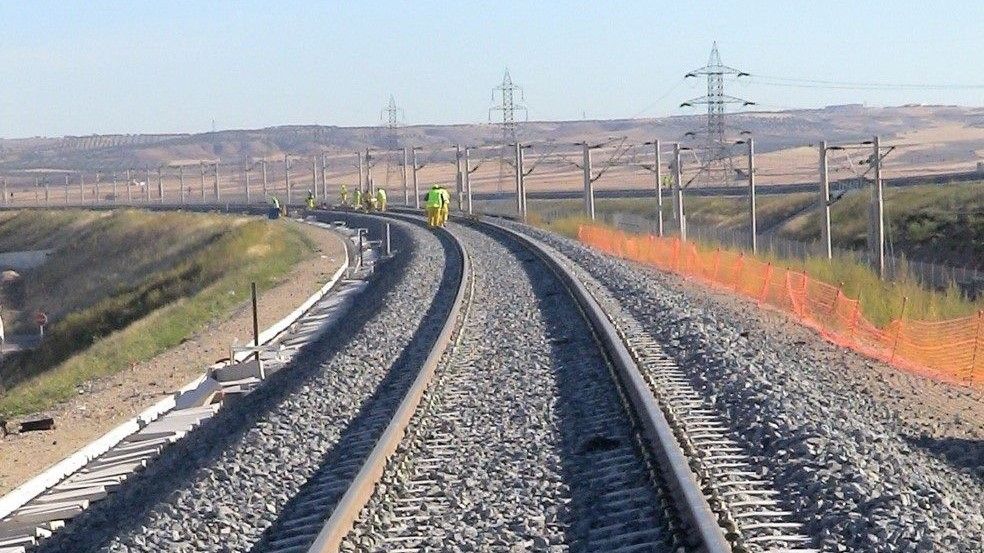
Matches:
[425,184,451,228]
[274,181,450,230]
[339,184,388,212]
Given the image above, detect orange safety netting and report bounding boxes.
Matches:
[578,225,984,387]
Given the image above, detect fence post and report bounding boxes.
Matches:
[758,263,773,304]
[890,296,909,363]
[800,273,809,320]
[732,253,744,292]
[830,287,842,335]
[848,292,863,345]
[971,310,983,385]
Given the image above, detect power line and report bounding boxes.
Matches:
[745,74,984,90]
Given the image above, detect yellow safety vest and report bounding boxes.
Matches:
[426,188,443,208]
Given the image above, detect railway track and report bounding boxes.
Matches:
[247,212,779,553]
[13,208,823,552]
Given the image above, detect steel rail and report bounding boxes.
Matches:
[470,217,732,553]
[307,210,729,553]
[305,212,470,553]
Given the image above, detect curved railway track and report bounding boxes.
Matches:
[11,208,822,552]
[248,213,753,553]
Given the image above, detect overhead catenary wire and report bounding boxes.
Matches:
[745,73,984,90]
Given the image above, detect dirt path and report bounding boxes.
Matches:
[0,220,347,495]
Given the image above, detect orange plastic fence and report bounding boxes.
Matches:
[578,225,983,387]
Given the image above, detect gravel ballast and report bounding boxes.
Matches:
[338,222,676,552]
[38,216,457,553]
[510,222,983,552]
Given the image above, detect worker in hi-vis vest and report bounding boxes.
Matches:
[353,188,363,211]
[376,188,387,212]
[437,185,451,227]
[339,184,349,206]
[425,185,444,228]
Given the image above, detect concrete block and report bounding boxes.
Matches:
[34,487,107,505]
[173,377,223,410]
[211,359,265,383]
[6,503,83,525]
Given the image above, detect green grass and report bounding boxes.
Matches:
[527,193,816,232]
[0,211,312,417]
[533,214,983,327]
[685,238,981,326]
[780,181,984,262]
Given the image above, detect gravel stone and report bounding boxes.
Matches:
[509,221,984,552]
[337,222,676,552]
[38,216,453,553]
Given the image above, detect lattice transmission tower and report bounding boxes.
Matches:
[379,95,405,149]
[680,42,754,186]
[489,69,528,194]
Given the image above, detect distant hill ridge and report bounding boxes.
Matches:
[0,104,981,172]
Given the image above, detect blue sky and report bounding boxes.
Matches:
[0,1,981,138]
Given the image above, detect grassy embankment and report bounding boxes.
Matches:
[531,211,983,328]
[526,194,816,232]
[0,210,313,417]
[780,181,983,263]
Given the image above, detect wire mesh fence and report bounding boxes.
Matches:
[535,208,983,298]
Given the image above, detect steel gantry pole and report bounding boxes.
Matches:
[245,166,251,205]
[358,150,366,194]
[64,175,69,205]
[261,160,268,200]
[674,143,686,242]
[464,147,473,215]
[126,169,132,204]
[179,166,185,205]
[515,142,523,215]
[411,147,420,209]
[321,153,329,203]
[747,138,757,254]
[311,158,318,202]
[79,172,85,204]
[366,149,375,197]
[654,139,664,236]
[200,162,207,203]
[94,172,100,205]
[819,141,833,260]
[284,155,292,206]
[582,143,595,220]
[158,166,165,204]
[402,147,410,206]
[112,173,118,205]
[454,145,464,212]
[1,177,6,207]
[144,168,151,202]
[516,142,527,220]
[213,163,220,202]
[872,135,885,279]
